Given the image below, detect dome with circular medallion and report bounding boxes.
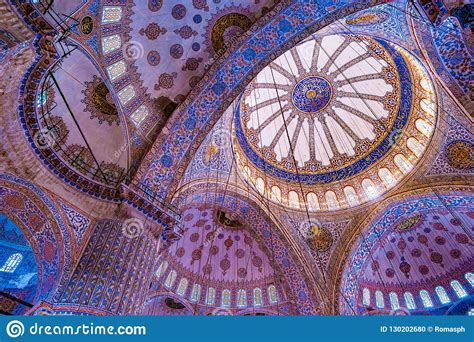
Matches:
[233,34,437,210]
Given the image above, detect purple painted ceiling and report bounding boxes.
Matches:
[166,205,276,287]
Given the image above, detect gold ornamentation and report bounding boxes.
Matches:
[445,140,473,170]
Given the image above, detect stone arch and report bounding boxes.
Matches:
[142,292,194,315]
[0,173,73,306]
[171,181,325,315]
[133,0,389,200]
[334,185,474,315]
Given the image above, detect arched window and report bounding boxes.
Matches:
[465,273,474,287]
[325,191,339,210]
[237,289,247,308]
[155,261,168,278]
[270,186,281,202]
[102,6,123,24]
[389,292,400,310]
[404,292,416,310]
[450,280,467,298]
[206,287,216,305]
[253,287,263,307]
[420,98,436,116]
[394,154,412,174]
[415,119,433,137]
[362,179,378,200]
[268,285,278,304]
[420,290,433,308]
[378,168,396,188]
[307,192,320,211]
[435,286,451,304]
[375,290,384,308]
[164,270,177,289]
[288,191,300,208]
[256,178,265,194]
[344,186,359,206]
[407,137,424,157]
[0,253,23,273]
[37,89,47,107]
[221,289,231,307]
[362,288,370,306]
[243,166,251,180]
[190,284,201,303]
[176,278,189,297]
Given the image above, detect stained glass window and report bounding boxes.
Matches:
[131,105,149,126]
[307,192,320,211]
[394,154,412,174]
[420,290,433,308]
[389,292,400,310]
[155,261,168,278]
[253,287,263,307]
[0,253,22,273]
[325,191,339,210]
[176,278,188,297]
[270,186,281,202]
[106,60,126,81]
[237,289,247,308]
[465,272,474,287]
[117,85,136,105]
[268,285,278,304]
[37,89,47,107]
[164,270,177,289]
[362,179,378,199]
[102,6,123,23]
[407,137,424,157]
[404,292,416,310]
[420,98,436,116]
[190,284,201,303]
[206,287,216,305]
[243,166,251,180]
[344,186,359,206]
[450,280,467,298]
[435,286,451,304]
[221,289,231,307]
[362,288,370,306]
[415,119,433,137]
[255,178,265,194]
[375,290,384,308]
[102,35,122,54]
[378,168,396,188]
[288,191,300,208]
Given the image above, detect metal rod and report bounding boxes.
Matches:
[49,72,109,183]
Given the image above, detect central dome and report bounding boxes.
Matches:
[233,34,437,210]
[291,76,333,114]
